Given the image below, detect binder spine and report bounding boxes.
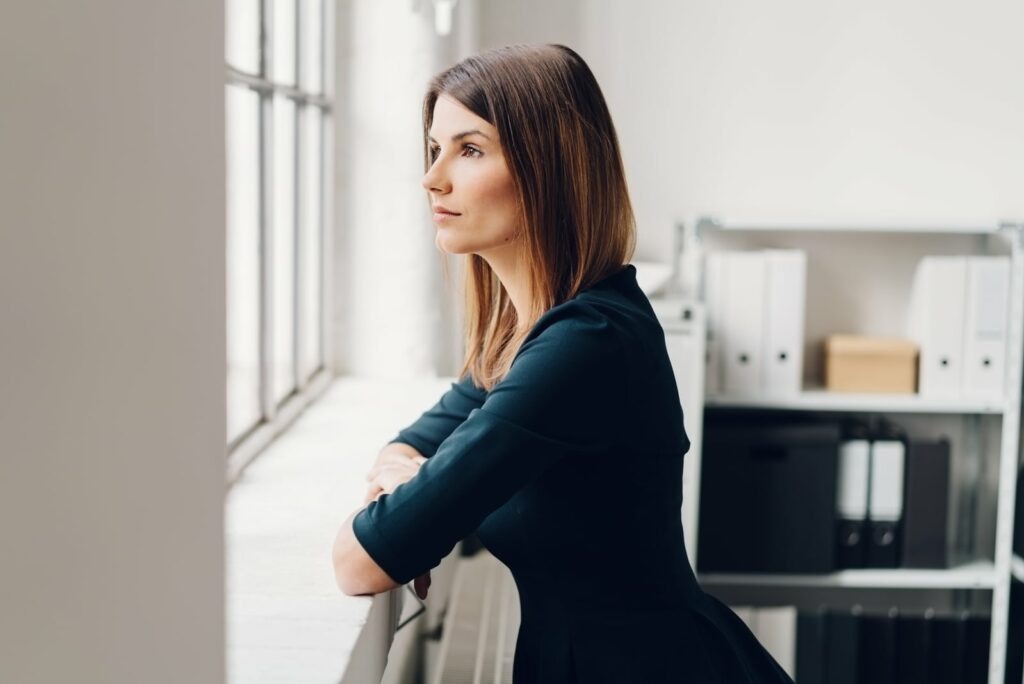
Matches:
[867,423,907,569]
[835,429,871,569]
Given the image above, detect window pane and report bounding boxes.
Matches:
[299,0,323,93]
[272,95,297,405]
[226,84,263,443]
[226,0,261,75]
[273,0,296,85]
[298,105,322,381]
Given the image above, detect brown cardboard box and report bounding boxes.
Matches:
[824,335,919,394]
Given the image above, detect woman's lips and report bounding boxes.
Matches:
[432,211,460,222]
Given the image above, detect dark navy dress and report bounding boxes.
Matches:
[352,264,795,683]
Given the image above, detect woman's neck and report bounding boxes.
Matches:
[478,245,532,333]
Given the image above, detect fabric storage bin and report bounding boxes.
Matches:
[698,410,841,574]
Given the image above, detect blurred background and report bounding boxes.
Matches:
[1,1,1022,682]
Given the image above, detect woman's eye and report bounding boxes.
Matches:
[429,144,482,161]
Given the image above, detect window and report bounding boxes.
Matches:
[225,0,333,466]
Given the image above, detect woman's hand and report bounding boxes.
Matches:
[362,449,431,598]
[363,451,427,504]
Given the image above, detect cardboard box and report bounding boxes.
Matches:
[824,335,919,394]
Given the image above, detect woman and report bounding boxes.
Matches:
[333,43,794,683]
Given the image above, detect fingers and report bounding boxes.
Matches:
[363,454,426,504]
[366,454,426,481]
[378,451,426,468]
[366,460,422,483]
[364,465,412,501]
[363,483,383,505]
[413,571,431,600]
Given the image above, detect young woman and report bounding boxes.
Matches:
[333,43,794,683]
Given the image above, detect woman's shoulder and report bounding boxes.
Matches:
[528,285,661,353]
[525,298,623,352]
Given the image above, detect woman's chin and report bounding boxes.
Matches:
[434,232,474,256]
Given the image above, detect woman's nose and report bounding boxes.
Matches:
[421,159,450,194]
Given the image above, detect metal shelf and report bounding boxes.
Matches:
[704,386,1006,415]
[697,560,997,590]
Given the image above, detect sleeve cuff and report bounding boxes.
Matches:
[351,501,414,586]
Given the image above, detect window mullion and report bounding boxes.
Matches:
[258,0,276,422]
[316,1,327,371]
[291,0,302,392]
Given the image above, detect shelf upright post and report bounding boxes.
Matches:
[989,222,1024,684]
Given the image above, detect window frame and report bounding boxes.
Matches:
[226,0,335,485]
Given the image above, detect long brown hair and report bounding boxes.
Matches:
[423,44,636,391]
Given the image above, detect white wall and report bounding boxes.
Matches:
[0,3,225,683]
[331,1,1024,377]
[332,0,480,378]
[476,0,1023,378]
[479,0,1024,259]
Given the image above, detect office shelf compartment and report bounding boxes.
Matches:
[659,217,1024,684]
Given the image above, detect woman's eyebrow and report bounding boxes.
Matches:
[427,129,492,143]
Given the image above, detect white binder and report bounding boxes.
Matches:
[751,606,797,679]
[721,251,766,396]
[732,605,756,632]
[835,437,871,566]
[867,438,905,567]
[651,297,707,571]
[837,438,871,519]
[703,252,725,396]
[869,439,905,522]
[911,257,967,399]
[963,256,1010,401]
[762,250,806,396]
[731,605,797,679]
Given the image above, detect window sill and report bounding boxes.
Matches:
[225,375,454,682]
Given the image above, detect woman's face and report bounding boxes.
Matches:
[422,94,521,258]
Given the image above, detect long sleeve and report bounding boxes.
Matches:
[388,374,488,458]
[352,305,627,585]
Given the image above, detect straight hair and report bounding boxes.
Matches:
[423,44,636,391]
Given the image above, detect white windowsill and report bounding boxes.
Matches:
[225,375,454,683]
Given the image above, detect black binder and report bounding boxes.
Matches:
[825,608,859,684]
[698,411,840,573]
[961,611,990,684]
[796,607,828,684]
[901,438,951,568]
[927,612,965,684]
[894,611,930,684]
[857,608,898,684]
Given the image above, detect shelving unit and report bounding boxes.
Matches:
[671,216,1024,684]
